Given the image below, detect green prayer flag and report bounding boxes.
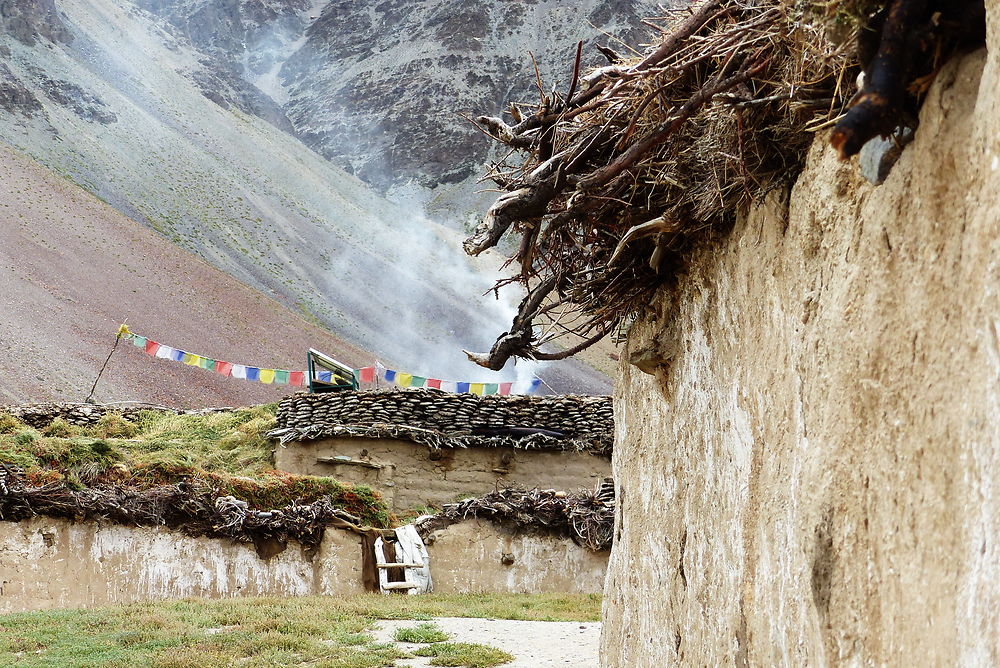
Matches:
[411,376,426,387]
[484,383,499,395]
[275,370,290,384]
[200,357,216,371]
[132,335,147,348]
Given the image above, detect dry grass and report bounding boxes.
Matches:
[0,594,599,667]
[0,407,391,530]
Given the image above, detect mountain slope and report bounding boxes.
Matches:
[0,142,369,407]
[280,0,660,194]
[0,0,611,393]
[132,0,662,216]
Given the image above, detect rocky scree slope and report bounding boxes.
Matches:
[0,0,71,46]
[279,0,661,192]
[133,0,663,213]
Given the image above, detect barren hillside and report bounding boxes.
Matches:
[0,142,371,407]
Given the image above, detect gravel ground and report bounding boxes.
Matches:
[374,617,601,667]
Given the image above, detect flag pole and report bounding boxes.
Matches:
[86,322,131,404]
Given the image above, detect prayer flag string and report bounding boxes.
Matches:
[367,367,541,396]
[122,328,543,395]
[125,330,306,387]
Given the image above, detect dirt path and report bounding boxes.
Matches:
[374,617,601,667]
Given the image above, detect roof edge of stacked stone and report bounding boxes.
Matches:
[271,389,615,457]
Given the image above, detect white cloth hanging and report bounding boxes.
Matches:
[394,524,432,594]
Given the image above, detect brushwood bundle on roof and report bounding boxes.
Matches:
[416,482,616,552]
[0,465,367,553]
[463,0,986,369]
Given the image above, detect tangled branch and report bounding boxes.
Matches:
[416,481,616,551]
[463,0,984,369]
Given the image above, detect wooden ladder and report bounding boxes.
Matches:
[373,538,423,594]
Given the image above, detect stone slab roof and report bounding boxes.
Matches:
[271,390,614,456]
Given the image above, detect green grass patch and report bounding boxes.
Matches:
[41,418,80,438]
[331,593,601,623]
[0,411,26,434]
[394,622,449,643]
[412,642,514,667]
[0,594,597,667]
[124,405,278,474]
[0,407,279,478]
[0,406,390,527]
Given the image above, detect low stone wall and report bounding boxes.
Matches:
[2,402,180,428]
[0,517,607,613]
[275,436,612,511]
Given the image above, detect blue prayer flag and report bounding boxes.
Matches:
[384,369,397,382]
[246,367,260,381]
[172,349,186,362]
[318,370,333,382]
[456,382,470,393]
[529,379,542,393]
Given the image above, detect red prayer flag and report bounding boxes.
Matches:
[426,378,442,390]
[499,382,513,395]
[145,340,160,356]
[215,361,233,377]
[289,371,305,387]
[358,366,375,383]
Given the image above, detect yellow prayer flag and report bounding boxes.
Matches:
[397,373,412,387]
[116,323,132,339]
[470,383,485,396]
[260,368,276,384]
[184,354,199,366]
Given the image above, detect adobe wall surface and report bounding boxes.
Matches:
[602,40,1000,668]
[275,437,611,511]
[0,517,607,613]
[0,516,364,614]
[426,519,608,595]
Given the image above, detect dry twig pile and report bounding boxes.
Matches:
[463,0,984,369]
[0,465,363,552]
[418,482,615,551]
